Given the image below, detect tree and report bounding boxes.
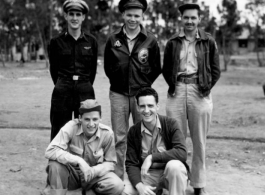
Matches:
[245,0,265,67]
[146,0,182,39]
[204,17,217,38]
[217,0,243,71]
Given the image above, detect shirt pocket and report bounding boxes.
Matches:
[69,144,83,157]
[82,48,93,56]
[93,148,104,163]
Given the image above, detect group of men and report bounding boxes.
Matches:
[44,0,221,195]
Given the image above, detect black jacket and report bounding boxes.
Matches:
[162,28,221,97]
[48,31,98,85]
[104,25,161,96]
[125,115,189,187]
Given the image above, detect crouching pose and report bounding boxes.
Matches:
[44,99,124,195]
[125,87,189,195]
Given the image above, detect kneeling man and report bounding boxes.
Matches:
[125,87,189,195]
[44,99,124,195]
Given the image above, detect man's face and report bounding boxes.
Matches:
[122,8,143,31]
[181,9,201,32]
[64,10,85,31]
[138,95,159,125]
[80,111,101,138]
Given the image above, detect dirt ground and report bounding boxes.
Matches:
[0,61,265,195]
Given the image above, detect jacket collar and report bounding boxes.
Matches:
[64,31,90,43]
[113,24,147,38]
[171,28,208,41]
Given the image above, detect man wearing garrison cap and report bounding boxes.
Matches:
[104,0,161,179]
[48,0,98,141]
[162,3,221,195]
[43,99,124,195]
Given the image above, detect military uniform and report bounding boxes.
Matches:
[48,0,98,141]
[44,99,124,195]
[104,0,161,178]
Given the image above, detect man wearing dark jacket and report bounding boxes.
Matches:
[162,3,221,195]
[48,0,98,141]
[125,87,188,195]
[104,0,161,179]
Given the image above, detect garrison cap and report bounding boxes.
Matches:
[79,99,101,115]
[63,0,89,14]
[178,3,201,15]
[118,0,148,13]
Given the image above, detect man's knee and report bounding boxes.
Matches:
[95,173,124,195]
[111,176,124,195]
[47,161,69,187]
[165,160,187,176]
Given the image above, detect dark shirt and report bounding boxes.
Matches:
[48,31,98,85]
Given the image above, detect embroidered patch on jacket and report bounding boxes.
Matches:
[138,48,149,64]
[114,40,122,48]
[84,46,91,50]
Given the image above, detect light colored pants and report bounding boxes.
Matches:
[46,161,124,195]
[109,90,141,179]
[166,82,213,188]
[123,160,188,195]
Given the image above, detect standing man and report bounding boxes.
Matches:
[125,87,189,195]
[48,0,98,141]
[44,99,124,195]
[162,3,221,195]
[104,0,161,179]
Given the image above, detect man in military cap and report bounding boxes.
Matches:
[104,0,161,179]
[43,99,124,195]
[162,3,221,195]
[48,0,98,141]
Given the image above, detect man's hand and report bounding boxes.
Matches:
[78,159,94,182]
[141,155,152,177]
[136,182,156,195]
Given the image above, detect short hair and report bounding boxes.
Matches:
[135,87,159,105]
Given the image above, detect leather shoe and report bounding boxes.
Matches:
[194,188,208,195]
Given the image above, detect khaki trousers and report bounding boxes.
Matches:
[46,161,124,195]
[166,82,213,188]
[123,160,188,195]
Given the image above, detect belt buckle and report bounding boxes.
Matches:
[73,75,79,80]
[185,78,191,84]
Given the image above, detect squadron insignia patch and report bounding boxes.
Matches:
[114,40,122,48]
[138,48,149,64]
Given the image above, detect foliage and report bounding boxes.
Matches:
[245,0,265,67]
[217,0,243,71]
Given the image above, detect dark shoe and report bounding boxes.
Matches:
[194,188,208,195]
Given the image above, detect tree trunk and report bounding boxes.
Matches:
[35,11,49,68]
[0,51,6,67]
[222,34,230,71]
[18,36,25,67]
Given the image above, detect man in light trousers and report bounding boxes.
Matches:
[162,3,221,195]
[104,0,161,179]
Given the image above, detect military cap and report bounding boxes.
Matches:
[178,3,201,15]
[118,0,148,13]
[79,99,101,115]
[63,0,89,14]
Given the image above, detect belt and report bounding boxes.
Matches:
[177,76,198,84]
[59,75,89,81]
